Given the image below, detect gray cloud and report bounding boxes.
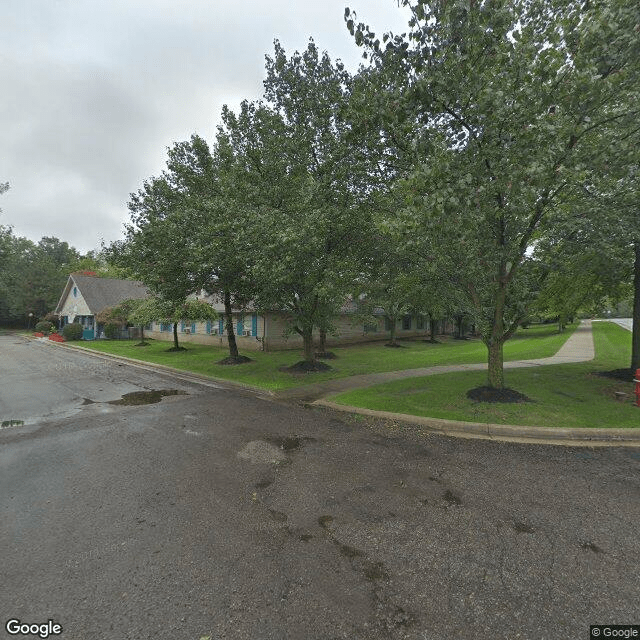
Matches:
[0,0,410,253]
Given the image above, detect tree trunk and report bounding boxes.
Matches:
[486,278,507,389]
[429,313,436,342]
[487,338,505,389]
[173,322,179,349]
[224,289,239,359]
[632,242,640,373]
[302,326,315,363]
[456,314,464,338]
[319,328,327,353]
[388,318,397,345]
[140,325,145,343]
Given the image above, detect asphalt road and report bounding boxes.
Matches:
[1,335,639,640]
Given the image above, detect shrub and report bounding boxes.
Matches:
[62,323,83,341]
[104,322,121,339]
[35,321,54,334]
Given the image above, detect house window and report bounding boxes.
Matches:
[417,316,425,330]
[363,321,377,333]
[73,287,77,297]
[402,315,411,330]
[384,317,393,331]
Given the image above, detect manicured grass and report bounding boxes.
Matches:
[70,322,575,391]
[332,322,638,428]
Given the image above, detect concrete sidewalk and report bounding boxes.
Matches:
[276,320,595,403]
[309,320,640,446]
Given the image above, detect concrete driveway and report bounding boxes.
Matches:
[611,318,633,332]
[594,317,633,332]
[1,335,639,640]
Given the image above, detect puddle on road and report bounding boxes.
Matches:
[108,389,187,406]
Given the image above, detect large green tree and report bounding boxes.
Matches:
[163,134,256,362]
[219,41,373,367]
[347,0,640,389]
[0,231,81,325]
[110,175,205,350]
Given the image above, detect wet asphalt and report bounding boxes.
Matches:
[1,335,639,640]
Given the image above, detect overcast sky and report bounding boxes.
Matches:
[0,1,411,254]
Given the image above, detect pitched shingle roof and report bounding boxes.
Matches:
[56,275,149,315]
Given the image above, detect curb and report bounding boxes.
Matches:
[31,332,639,447]
[37,339,274,397]
[314,399,640,447]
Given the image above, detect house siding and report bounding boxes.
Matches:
[143,312,452,351]
[57,289,91,323]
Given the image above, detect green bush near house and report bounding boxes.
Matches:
[104,322,121,339]
[35,321,54,334]
[62,322,83,341]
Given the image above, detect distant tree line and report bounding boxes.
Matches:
[0,216,121,326]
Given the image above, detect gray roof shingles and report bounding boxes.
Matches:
[70,275,149,314]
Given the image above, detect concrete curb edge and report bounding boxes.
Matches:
[313,399,640,447]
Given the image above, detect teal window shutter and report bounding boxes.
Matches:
[252,313,257,337]
[180,321,185,332]
[191,322,196,334]
[237,314,244,336]
[206,320,211,334]
[219,318,223,334]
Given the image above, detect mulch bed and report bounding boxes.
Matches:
[593,368,634,383]
[384,343,405,348]
[217,355,254,365]
[284,360,333,373]
[315,351,337,359]
[467,386,532,404]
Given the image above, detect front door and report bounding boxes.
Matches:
[80,315,95,340]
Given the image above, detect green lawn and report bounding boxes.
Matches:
[332,322,638,428]
[69,322,575,391]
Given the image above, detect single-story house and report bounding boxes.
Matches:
[54,273,149,340]
[55,275,455,347]
[144,293,452,351]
